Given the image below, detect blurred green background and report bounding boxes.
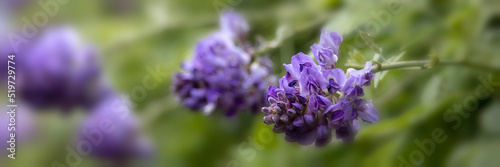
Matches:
[2,0,500,166]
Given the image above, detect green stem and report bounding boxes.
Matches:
[346,60,430,73]
[346,60,500,73]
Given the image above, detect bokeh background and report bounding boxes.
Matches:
[1,0,500,167]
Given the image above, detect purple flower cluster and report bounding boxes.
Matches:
[173,11,275,116]
[4,26,154,160]
[262,30,379,146]
[18,26,104,110]
[78,93,153,160]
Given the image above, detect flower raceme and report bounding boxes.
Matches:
[262,30,379,146]
[173,11,275,116]
[78,93,153,160]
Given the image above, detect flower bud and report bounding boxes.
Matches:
[262,30,379,146]
[19,26,103,110]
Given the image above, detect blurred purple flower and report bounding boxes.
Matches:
[220,10,250,43]
[262,30,379,146]
[78,94,153,160]
[173,11,275,117]
[310,30,342,70]
[0,0,32,14]
[311,44,336,70]
[18,26,105,111]
[319,30,342,54]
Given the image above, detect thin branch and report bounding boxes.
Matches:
[346,59,500,73]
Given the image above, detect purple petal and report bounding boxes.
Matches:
[286,109,297,117]
[291,52,321,74]
[327,79,341,94]
[315,125,332,147]
[220,10,249,42]
[268,96,277,104]
[304,113,315,126]
[277,91,287,102]
[279,77,297,94]
[285,93,296,103]
[358,100,379,123]
[292,103,303,111]
[335,121,358,142]
[280,115,289,123]
[293,129,317,146]
[283,63,299,79]
[317,94,332,106]
[296,95,307,104]
[267,85,278,98]
[272,115,281,123]
[261,107,272,115]
[225,107,238,117]
[352,119,360,131]
[299,67,328,95]
[273,124,286,133]
[319,29,342,54]
[311,43,337,70]
[330,110,345,122]
[323,103,342,116]
[341,100,354,122]
[354,99,367,110]
[293,115,304,127]
[345,85,364,99]
[323,68,347,86]
[341,76,356,93]
[263,115,275,124]
[309,93,333,114]
[190,89,206,98]
[308,93,319,113]
[349,62,375,86]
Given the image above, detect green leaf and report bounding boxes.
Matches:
[390,52,406,63]
[359,31,382,54]
[428,48,440,67]
[349,50,367,65]
[374,70,387,88]
[420,76,442,105]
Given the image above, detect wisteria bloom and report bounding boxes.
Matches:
[262,30,379,146]
[78,93,153,160]
[173,11,275,116]
[18,26,104,110]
